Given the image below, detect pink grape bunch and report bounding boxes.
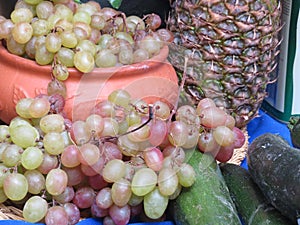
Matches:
[0,0,174,73]
[0,87,245,224]
[0,89,198,225]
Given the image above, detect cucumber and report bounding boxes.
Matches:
[170,150,242,225]
[220,163,294,225]
[247,133,300,223]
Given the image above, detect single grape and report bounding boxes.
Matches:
[100,118,119,137]
[63,166,85,187]
[91,200,109,218]
[47,79,67,97]
[24,170,45,195]
[28,97,51,118]
[176,105,200,126]
[2,144,23,167]
[133,48,150,63]
[43,132,65,155]
[152,101,171,120]
[52,63,69,81]
[9,124,39,148]
[74,50,95,73]
[53,186,75,204]
[96,187,113,209]
[63,203,81,225]
[145,13,161,30]
[36,0,54,19]
[31,19,50,36]
[69,120,91,145]
[108,204,131,225]
[61,145,80,168]
[157,167,178,196]
[35,43,54,65]
[78,143,100,166]
[38,153,58,174]
[143,187,168,219]
[95,49,117,68]
[23,196,48,223]
[232,127,246,148]
[45,168,68,196]
[168,121,188,147]
[10,8,33,23]
[39,114,65,133]
[12,22,33,44]
[214,144,235,163]
[3,173,28,201]
[72,186,95,209]
[148,118,168,147]
[127,123,151,143]
[198,131,220,153]
[213,125,235,147]
[143,147,164,172]
[85,114,104,137]
[60,30,78,48]
[199,106,227,128]
[102,159,126,183]
[16,98,34,119]
[131,167,157,196]
[45,205,69,225]
[111,178,132,207]
[21,146,44,170]
[177,163,196,187]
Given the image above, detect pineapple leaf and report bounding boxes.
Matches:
[108,0,123,9]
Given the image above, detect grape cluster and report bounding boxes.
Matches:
[0,87,245,225]
[0,90,183,224]
[0,0,174,73]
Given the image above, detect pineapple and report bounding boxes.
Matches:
[167,0,282,128]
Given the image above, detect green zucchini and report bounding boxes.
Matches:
[220,163,294,225]
[247,133,300,223]
[170,150,242,225]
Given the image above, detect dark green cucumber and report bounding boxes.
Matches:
[220,163,294,225]
[247,133,300,223]
[170,150,242,225]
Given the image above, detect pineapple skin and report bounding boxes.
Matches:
[167,0,282,128]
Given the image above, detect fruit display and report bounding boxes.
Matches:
[0,0,179,124]
[220,163,293,225]
[0,1,296,225]
[0,79,247,225]
[0,0,174,73]
[247,133,300,223]
[167,0,282,128]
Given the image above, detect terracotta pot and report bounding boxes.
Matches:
[0,43,179,124]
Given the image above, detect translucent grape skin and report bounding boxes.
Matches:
[72,186,96,209]
[45,205,69,225]
[45,168,68,196]
[23,196,48,223]
[3,173,28,201]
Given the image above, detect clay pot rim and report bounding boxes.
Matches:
[0,43,170,77]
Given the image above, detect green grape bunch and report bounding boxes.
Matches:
[0,0,174,73]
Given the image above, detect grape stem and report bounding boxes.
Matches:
[101,105,154,143]
[168,55,189,123]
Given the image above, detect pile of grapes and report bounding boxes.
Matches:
[0,0,174,73]
[0,1,246,225]
[0,87,245,225]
